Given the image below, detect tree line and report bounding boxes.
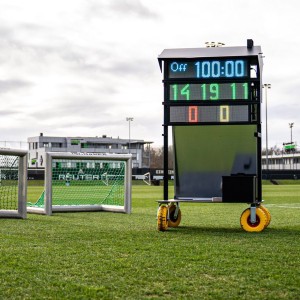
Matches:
[150,146,173,169]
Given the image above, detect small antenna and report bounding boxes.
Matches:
[247,39,254,49]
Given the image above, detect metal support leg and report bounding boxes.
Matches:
[173,202,180,219]
[250,205,257,224]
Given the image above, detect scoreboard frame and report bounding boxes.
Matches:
[162,55,261,126]
[158,42,264,203]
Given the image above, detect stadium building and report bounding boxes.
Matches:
[262,151,300,179]
[28,133,152,170]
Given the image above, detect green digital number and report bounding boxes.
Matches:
[243,83,248,99]
[181,84,190,100]
[210,84,219,100]
[231,83,236,100]
[201,83,219,100]
[201,84,207,100]
[172,84,178,101]
[172,84,190,100]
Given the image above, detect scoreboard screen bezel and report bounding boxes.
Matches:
[163,56,261,126]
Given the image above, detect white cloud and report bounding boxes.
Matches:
[0,0,299,148]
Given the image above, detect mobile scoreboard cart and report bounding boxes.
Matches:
[157,40,271,232]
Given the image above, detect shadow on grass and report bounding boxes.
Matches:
[167,225,300,236]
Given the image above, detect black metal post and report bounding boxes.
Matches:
[163,125,168,200]
[162,60,169,201]
[257,123,262,202]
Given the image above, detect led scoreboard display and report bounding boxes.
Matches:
[163,53,260,125]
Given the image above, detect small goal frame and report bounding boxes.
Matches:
[0,148,27,219]
[27,152,132,215]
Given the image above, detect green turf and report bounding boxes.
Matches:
[52,183,124,206]
[0,184,300,299]
[27,181,125,207]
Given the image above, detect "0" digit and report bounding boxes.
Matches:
[188,106,198,123]
[220,106,229,122]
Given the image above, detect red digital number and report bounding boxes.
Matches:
[188,106,198,123]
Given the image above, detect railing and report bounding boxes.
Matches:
[0,141,28,150]
[262,163,300,170]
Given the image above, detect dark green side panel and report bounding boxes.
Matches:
[173,125,257,199]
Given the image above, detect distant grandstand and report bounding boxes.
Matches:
[262,149,300,179]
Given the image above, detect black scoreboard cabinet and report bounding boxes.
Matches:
[157,40,271,232]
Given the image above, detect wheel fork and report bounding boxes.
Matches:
[156,201,180,220]
[250,204,257,224]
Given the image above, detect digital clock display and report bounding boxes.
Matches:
[169,105,249,124]
[168,59,248,79]
[170,83,249,101]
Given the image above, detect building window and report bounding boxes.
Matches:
[51,143,62,148]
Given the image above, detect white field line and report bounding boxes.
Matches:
[264,204,300,209]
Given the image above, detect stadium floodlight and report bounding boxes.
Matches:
[0,148,27,219]
[27,152,132,215]
[289,122,294,144]
[126,117,134,154]
[263,83,271,174]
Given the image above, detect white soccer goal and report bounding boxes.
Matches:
[143,172,151,186]
[0,149,27,219]
[27,152,132,215]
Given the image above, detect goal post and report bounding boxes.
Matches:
[27,152,132,215]
[0,148,27,219]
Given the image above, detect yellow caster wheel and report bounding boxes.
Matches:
[157,205,168,231]
[259,205,271,227]
[168,204,181,228]
[240,207,268,232]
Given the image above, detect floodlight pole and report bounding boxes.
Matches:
[289,122,294,144]
[126,117,134,154]
[263,84,271,177]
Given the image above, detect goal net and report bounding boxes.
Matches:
[0,149,27,219]
[27,153,132,215]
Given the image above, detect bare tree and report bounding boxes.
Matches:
[150,146,173,169]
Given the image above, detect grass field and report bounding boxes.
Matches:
[27,181,125,207]
[1,183,300,299]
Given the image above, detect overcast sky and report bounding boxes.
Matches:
[0,0,299,149]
